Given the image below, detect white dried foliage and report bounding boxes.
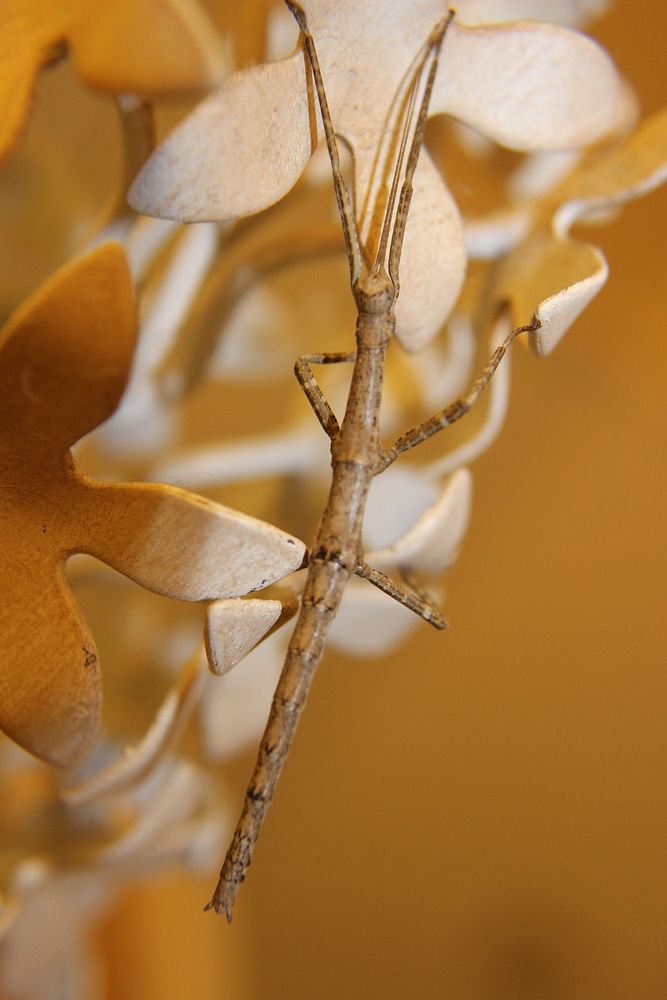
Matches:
[2,0,666,993]
[454,0,610,28]
[129,0,627,350]
[0,736,228,1000]
[205,598,286,676]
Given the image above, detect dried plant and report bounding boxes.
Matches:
[1,0,666,992]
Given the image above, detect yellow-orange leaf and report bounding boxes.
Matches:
[0,0,224,163]
[0,244,305,767]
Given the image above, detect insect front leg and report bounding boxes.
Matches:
[287,1,363,286]
[378,317,540,470]
[294,351,356,439]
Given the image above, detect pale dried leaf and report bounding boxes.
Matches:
[554,106,667,230]
[464,206,531,259]
[0,864,108,1000]
[403,313,476,412]
[152,426,322,488]
[129,55,312,223]
[94,759,221,864]
[61,651,207,804]
[455,0,610,27]
[0,245,305,767]
[500,234,608,355]
[495,107,667,354]
[328,580,419,658]
[199,630,288,760]
[508,149,585,203]
[331,470,472,654]
[369,469,472,576]
[78,482,306,600]
[97,223,222,455]
[130,0,625,350]
[363,466,441,551]
[205,590,298,676]
[0,752,226,998]
[125,216,180,280]
[432,21,624,151]
[425,314,514,478]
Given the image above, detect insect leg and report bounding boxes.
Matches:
[399,567,441,613]
[286,1,363,286]
[294,351,356,439]
[379,318,540,469]
[355,560,447,630]
[384,12,455,293]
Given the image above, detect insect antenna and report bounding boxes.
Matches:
[286,1,363,285]
[384,11,455,295]
[370,21,444,278]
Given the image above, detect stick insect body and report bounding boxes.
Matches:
[207,2,538,919]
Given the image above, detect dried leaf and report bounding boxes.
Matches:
[425,315,514,478]
[61,650,207,804]
[0,863,108,1000]
[0,755,226,999]
[198,630,288,760]
[322,469,472,657]
[494,107,667,354]
[70,0,225,97]
[130,0,626,351]
[0,0,225,163]
[454,0,610,27]
[205,588,299,676]
[152,425,322,489]
[80,482,304,601]
[432,22,623,152]
[328,581,419,657]
[369,469,472,576]
[100,222,220,452]
[0,245,305,768]
[93,758,223,865]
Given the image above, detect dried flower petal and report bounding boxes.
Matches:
[0,244,305,768]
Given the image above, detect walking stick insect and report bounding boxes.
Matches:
[206,1,538,919]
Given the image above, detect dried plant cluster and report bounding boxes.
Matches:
[0,0,666,995]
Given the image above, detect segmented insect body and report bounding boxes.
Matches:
[207,4,535,919]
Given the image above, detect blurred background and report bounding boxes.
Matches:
[1,2,665,999]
